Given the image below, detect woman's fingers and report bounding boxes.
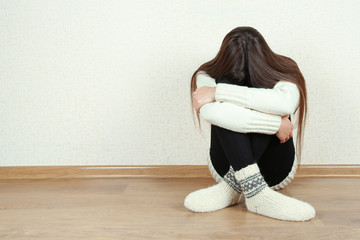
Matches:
[284,133,293,143]
[193,93,201,113]
[193,87,215,106]
[280,134,292,144]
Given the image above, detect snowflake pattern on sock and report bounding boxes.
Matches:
[223,167,242,194]
[239,172,267,198]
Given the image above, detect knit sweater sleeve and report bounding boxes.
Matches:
[199,102,281,134]
[198,71,300,116]
[196,71,281,134]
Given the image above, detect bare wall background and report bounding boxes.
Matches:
[1,0,359,166]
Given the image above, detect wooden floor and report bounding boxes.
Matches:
[0,177,359,240]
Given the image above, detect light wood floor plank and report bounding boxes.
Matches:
[0,177,359,239]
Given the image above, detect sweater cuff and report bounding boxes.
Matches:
[215,83,249,107]
[245,110,282,134]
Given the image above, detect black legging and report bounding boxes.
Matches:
[209,77,296,187]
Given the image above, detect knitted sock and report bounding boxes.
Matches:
[184,168,242,213]
[234,163,316,221]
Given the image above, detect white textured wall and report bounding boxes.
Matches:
[0,0,359,166]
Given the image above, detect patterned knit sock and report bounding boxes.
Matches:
[234,163,316,221]
[184,168,242,213]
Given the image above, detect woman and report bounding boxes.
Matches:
[185,26,315,222]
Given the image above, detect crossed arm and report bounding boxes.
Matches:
[195,71,300,136]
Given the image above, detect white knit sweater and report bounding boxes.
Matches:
[196,71,300,135]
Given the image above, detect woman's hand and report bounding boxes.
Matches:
[192,86,216,113]
[276,115,294,143]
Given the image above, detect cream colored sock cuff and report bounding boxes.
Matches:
[234,163,261,180]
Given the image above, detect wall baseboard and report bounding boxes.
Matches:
[0,165,359,179]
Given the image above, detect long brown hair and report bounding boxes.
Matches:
[190,26,308,164]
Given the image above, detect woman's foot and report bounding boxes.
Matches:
[184,180,241,212]
[234,163,316,221]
